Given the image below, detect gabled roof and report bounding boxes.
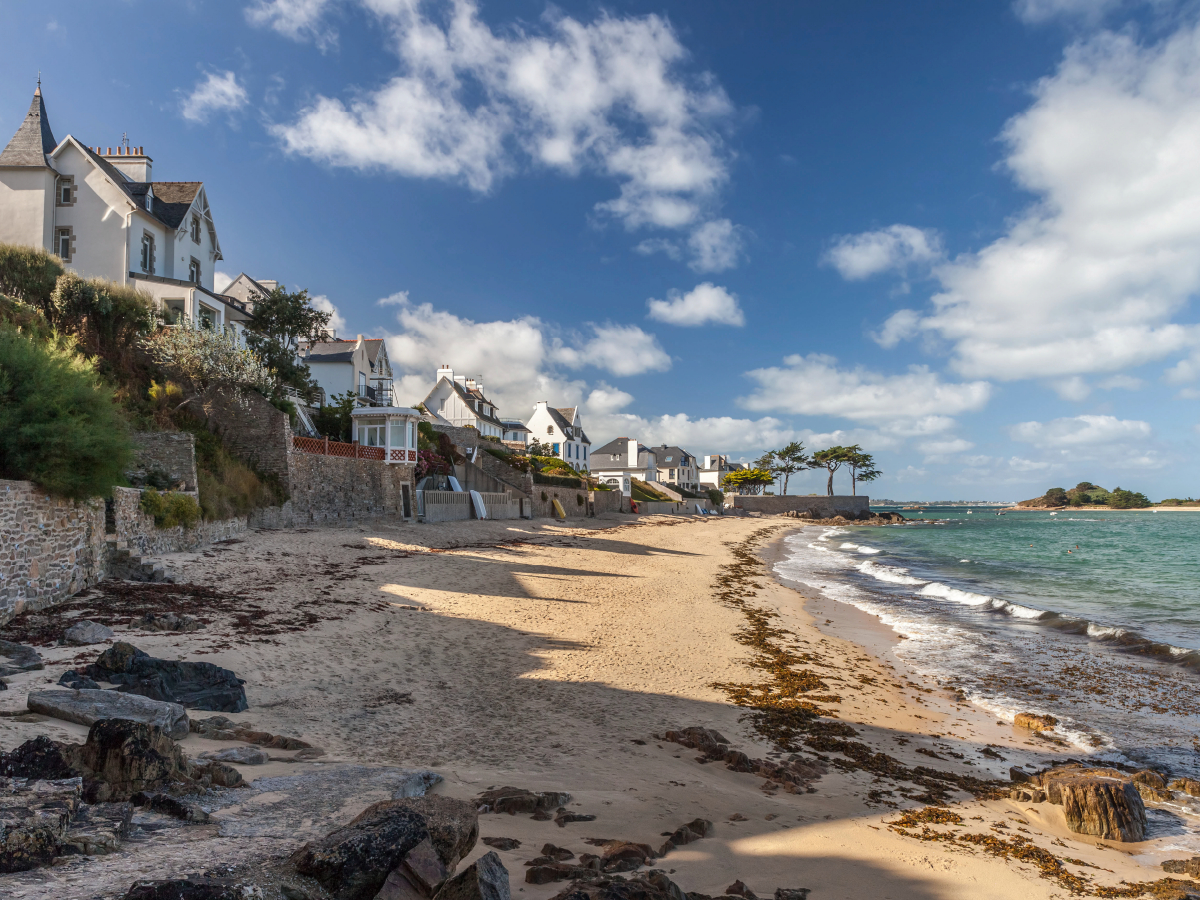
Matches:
[147,182,202,228]
[0,87,57,168]
[655,445,694,465]
[448,379,504,427]
[590,438,655,466]
[556,406,577,423]
[501,420,531,433]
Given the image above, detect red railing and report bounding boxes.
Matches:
[293,435,385,461]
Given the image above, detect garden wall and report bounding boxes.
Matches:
[198,389,292,489]
[110,486,247,557]
[0,480,106,625]
[729,495,870,516]
[287,453,416,524]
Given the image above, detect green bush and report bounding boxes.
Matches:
[0,294,52,341]
[707,489,725,507]
[0,244,64,308]
[0,324,131,499]
[533,471,585,488]
[1108,487,1152,509]
[139,488,201,529]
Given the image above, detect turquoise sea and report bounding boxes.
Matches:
[775,507,1200,780]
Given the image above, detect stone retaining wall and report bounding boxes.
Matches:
[288,452,416,524]
[198,389,293,489]
[0,480,106,625]
[730,495,870,516]
[592,489,626,516]
[129,432,198,491]
[111,486,248,556]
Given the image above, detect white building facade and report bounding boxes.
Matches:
[589,438,659,488]
[526,402,591,471]
[299,335,393,406]
[421,366,505,438]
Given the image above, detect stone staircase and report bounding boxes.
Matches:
[104,537,174,583]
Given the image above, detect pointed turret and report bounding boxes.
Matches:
[0,85,58,168]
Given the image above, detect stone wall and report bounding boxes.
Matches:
[111,486,248,557]
[198,389,292,490]
[0,480,105,625]
[592,489,626,516]
[469,449,532,497]
[635,499,712,516]
[730,495,870,517]
[531,485,593,519]
[288,453,416,524]
[429,423,483,454]
[129,432,198,491]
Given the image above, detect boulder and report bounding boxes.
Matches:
[1013,712,1057,733]
[393,770,445,799]
[199,746,269,766]
[1170,778,1200,798]
[1131,770,1174,802]
[0,640,43,677]
[63,801,133,856]
[477,787,571,815]
[556,811,596,827]
[373,837,450,900]
[542,844,575,861]
[482,837,521,851]
[0,735,79,780]
[598,841,655,873]
[78,719,192,803]
[0,775,82,873]
[1163,858,1200,878]
[64,620,114,645]
[132,792,211,824]
[131,612,202,633]
[122,876,261,899]
[59,670,101,690]
[658,819,712,856]
[773,892,810,900]
[291,795,478,900]
[526,864,591,885]
[28,689,189,740]
[87,643,247,713]
[434,851,510,900]
[545,871,686,900]
[190,716,313,750]
[1039,768,1146,842]
[191,761,244,789]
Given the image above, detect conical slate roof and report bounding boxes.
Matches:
[0,87,58,168]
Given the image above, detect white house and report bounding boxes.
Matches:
[652,445,700,493]
[589,438,660,488]
[501,420,531,449]
[0,86,250,335]
[220,273,280,312]
[421,366,505,438]
[526,402,591,471]
[699,454,741,490]
[298,335,393,406]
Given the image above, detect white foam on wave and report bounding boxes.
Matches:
[857,560,928,586]
[838,541,881,555]
[965,693,1115,755]
[919,582,993,606]
[1086,623,1128,639]
[997,601,1047,620]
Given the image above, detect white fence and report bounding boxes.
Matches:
[419,490,522,522]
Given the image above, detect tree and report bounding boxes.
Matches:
[312,391,357,442]
[722,468,775,495]
[48,272,155,370]
[1108,487,1151,509]
[0,324,132,499]
[811,446,850,496]
[141,320,273,411]
[754,450,780,493]
[1043,487,1069,507]
[773,441,810,495]
[841,445,881,496]
[244,286,332,401]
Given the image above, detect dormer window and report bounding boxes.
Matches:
[143,187,154,213]
[190,214,201,244]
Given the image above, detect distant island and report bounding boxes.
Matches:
[1016,482,1200,510]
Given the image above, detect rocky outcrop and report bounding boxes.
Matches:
[1013,713,1057,733]
[1170,778,1200,798]
[1131,770,1174,801]
[434,851,510,900]
[63,800,132,856]
[78,719,192,803]
[199,747,269,766]
[1163,858,1200,878]
[290,795,479,900]
[132,791,212,824]
[122,875,260,899]
[476,787,572,815]
[1035,766,1146,842]
[28,688,189,740]
[482,837,521,851]
[64,620,114,645]
[657,819,713,857]
[86,642,247,713]
[0,735,79,780]
[0,776,82,873]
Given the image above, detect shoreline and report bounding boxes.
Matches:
[0,516,1190,898]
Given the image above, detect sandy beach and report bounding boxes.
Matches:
[0,515,1186,899]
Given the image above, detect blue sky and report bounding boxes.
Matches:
[5,0,1200,500]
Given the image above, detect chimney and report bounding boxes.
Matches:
[464,378,477,391]
[535,401,548,410]
[454,375,467,387]
[628,439,639,468]
[436,364,454,382]
[475,379,483,395]
[101,146,152,182]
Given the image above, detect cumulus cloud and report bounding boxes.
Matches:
[646,283,744,327]
[181,71,249,123]
[824,225,943,280]
[919,438,975,460]
[1009,414,1152,448]
[1012,0,1127,23]
[246,0,338,47]
[309,294,347,335]
[872,308,921,349]
[214,271,234,293]
[269,0,738,248]
[551,324,671,376]
[740,354,992,425]
[875,24,1200,382]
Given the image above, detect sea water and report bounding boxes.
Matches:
[775,508,1200,785]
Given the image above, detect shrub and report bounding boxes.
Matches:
[533,471,585,488]
[0,244,63,308]
[50,272,155,365]
[0,294,52,341]
[173,414,284,520]
[707,489,725,507]
[1108,487,1152,509]
[541,491,548,502]
[140,488,201,529]
[0,324,131,499]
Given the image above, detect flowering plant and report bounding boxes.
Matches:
[141,320,273,410]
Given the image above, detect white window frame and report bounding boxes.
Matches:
[140,234,153,273]
[56,228,71,261]
[188,258,201,284]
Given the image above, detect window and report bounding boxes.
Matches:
[144,192,153,212]
[55,228,72,262]
[140,233,154,274]
[664,456,673,462]
[547,426,554,435]
[359,425,384,447]
[190,215,201,244]
[358,372,367,394]
[552,443,560,454]
[390,423,403,448]
[197,305,217,329]
[583,447,587,459]
[57,177,74,206]
[188,258,201,284]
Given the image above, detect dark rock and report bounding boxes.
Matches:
[579,854,600,871]
[1132,770,1173,801]
[392,770,444,799]
[0,735,79,780]
[0,775,82,873]
[1039,767,1146,842]
[773,891,810,900]
[28,688,190,740]
[190,716,313,750]
[724,751,753,773]
[78,719,192,803]
[132,612,202,633]
[543,844,575,861]
[1009,767,1031,783]
[557,811,597,827]
[0,639,43,677]
[546,870,687,900]
[291,795,478,900]
[477,786,571,815]
[122,875,256,899]
[657,818,713,856]
[63,800,133,856]
[58,670,101,690]
[434,850,510,900]
[87,643,247,713]
[282,888,315,900]
[724,882,756,900]
[191,761,243,789]
[1170,777,1200,798]
[1162,858,1200,877]
[132,792,211,823]
[199,746,269,765]
[375,836,450,900]
[531,809,553,821]
[483,837,521,851]
[598,841,655,872]
[64,620,114,645]
[526,864,589,885]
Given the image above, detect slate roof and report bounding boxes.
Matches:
[654,445,695,466]
[590,439,655,468]
[448,379,504,428]
[303,337,387,368]
[501,420,531,433]
[0,88,57,167]
[146,182,202,228]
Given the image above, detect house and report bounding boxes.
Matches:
[421,366,505,438]
[0,85,250,336]
[589,438,660,488]
[653,445,700,493]
[526,402,591,471]
[699,455,742,491]
[298,335,393,406]
[501,420,531,450]
[220,273,280,312]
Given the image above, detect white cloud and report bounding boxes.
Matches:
[634,238,681,260]
[1012,0,1126,23]
[872,308,921,348]
[214,271,234,293]
[181,71,249,123]
[270,0,737,245]
[1009,414,1152,448]
[740,353,992,426]
[920,438,975,460]
[687,219,744,272]
[1098,374,1145,390]
[584,384,634,416]
[881,24,1200,382]
[646,283,744,327]
[1050,376,1091,401]
[824,225,943,280]
[246,0,338,47]
[551,323,671,376]
[309,293,347,336]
